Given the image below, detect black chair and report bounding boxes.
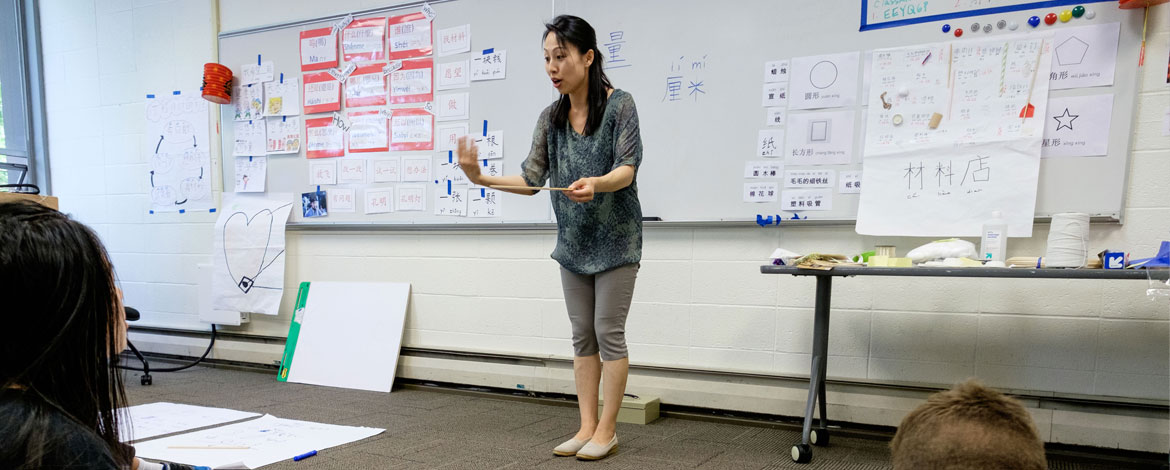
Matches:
[123,307,153,385]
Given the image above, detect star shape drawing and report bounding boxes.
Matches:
[1053,107,1079,131]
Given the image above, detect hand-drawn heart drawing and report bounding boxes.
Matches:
[222,208,285,293]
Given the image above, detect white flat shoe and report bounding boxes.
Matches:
[576,435,618,460]
[553,437,589,457]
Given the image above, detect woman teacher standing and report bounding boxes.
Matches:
[457,15,643,462]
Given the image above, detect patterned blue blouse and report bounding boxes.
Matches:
[521,89,643,275]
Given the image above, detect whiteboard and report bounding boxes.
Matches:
[218,0,557,225]
[555,0,1141,223]
[219,0,1142,226]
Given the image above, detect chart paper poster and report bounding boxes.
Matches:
[858,34,1053,237]
[300,27,338,71]
[305,117,345,159]
[347,110,389,153]
[145,92,213,212]
[303,72,341,114]
[212,194,294,315]
[388,12,432,60]
[389,58,434,104]
[343,63,386,108]
[789,52,859,110]
[390,108,434,151]
[342,17,386,62]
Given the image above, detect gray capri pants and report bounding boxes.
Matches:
[560,263,640,361]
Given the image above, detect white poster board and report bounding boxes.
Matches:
[212,194,294,315]
[145,92,214,212]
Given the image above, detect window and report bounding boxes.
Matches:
[0,0,43,190]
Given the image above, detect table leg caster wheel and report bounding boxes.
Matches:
[791,444,812,463]
[810,428,830,446]
[141,374,152,386]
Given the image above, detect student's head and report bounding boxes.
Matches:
[543,15,613,135]
[0,200,130,460]
[890,380,1046,470]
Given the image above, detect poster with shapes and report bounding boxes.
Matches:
[265,116,301,155]
[436,122,468,151]
[305,117,345,159]
[396,185,426,211]
[329,188,356,213]
[744,161,783,179]
[338,159,367,184]
[437,24,471,57]
[232,120,266,156]
[781,189,833,211]
[342,17,386,62]
[145,92,213,212]
[839,170,862,194]
[475,130,503,160]
[388,12,432,60]
[436,60,470,90]
[389,58,434,104]
[858,35,1052,237]
[468,188,501,218]
[766,107,786,127]
[309,160,337,185]
[762,83,787,107]
[435,184,468,216]
[764,59,790,83]
[785,110,854,165]
[303,72,341,114]
[436,92,469,121]
[756,129,784,158]
[743,182,778,203]
[263,78,301,116]
[1042,94,1113,158]
[471,50,506,81]
[234,156,266,193]
[345,63,388,108]
[347,110,389,153]
[212,193,294,315]
[1050,22,1120,90]
[785,169,834,188]
[372,157,401,182]
[240,60,275,86]
[365,187,394,214]
[402,156,431,182]
[435,157,471,186]
[233,84,263,121]
[789,52,859,110]
[390,108,434,151]
[300,27,338,71]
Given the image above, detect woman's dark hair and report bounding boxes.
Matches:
[0,200,130,466]
[544,15,613,136]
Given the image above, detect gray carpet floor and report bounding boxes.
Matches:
[120,364,1148,469]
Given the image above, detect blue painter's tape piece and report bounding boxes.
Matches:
[149,210,155,214]
[210,208,216,213]
[249,156,253,161]
[483,48,493,54]
[179,209,186,214]
[282,116,286,122]
[448,151,453,163]
[791,213,801,220]
[249,120,252,125]
[173,90,180,95]
[199,86,204,91]
[146,94,155,99]
[280,73,283,83]
[859,0,1110,32]
[482,120,488,136]
[447,180,452,195]
[482,159,487,166]
[258,54,262,65]
[481,188,485,197]
[317,185,321,192]
[755,214,772,227]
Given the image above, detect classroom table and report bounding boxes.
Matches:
[758,265,1170,464]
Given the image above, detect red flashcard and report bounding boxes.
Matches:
[305,117,345,159]
[388,58,434,104]
[302,72,341,114]
[342,17,386,62]
[345,62,389,108]
[299,27,338,71]
[387,12,432,60]
[389,108,434,151]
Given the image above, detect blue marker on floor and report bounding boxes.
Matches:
[293,450,317,461]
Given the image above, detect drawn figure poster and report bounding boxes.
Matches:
[263,78,301,116]
[233,84,263,121]
[212,193,295,315]
[857,34,1053,237]
[145,92,213,212]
